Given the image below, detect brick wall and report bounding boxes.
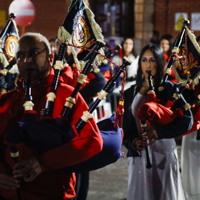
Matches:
[1,0,200,43]
[154,0,200,40]
[0,0,69,39]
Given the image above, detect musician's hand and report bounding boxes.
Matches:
[142,127,158,143]
[0,173,20,190]
[135,139,150,156]
[13,157,42,182]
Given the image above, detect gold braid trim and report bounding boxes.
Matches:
[193,73,200,87]
[186,26,200,55]
[97,90,108,100]
[84,7,104,42]
[173,93,180,100]
[184,103,191,110]
[57,26,71,44]
[81,111,92,122]
[77,74,87,84]
[47,92,56,102]
[64,97,76,108]
[71,46,81,71]
[54,60,64,70]
[187,78,193,85]
[93,47,105,73]
[23,101,34,111]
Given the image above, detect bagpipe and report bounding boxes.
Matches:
[137,20,200,140]
[6,0,132,173]
[6,56,131,173]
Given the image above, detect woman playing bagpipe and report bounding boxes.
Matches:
[123,44,193,200]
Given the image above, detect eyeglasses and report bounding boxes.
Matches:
[16,48,47,61]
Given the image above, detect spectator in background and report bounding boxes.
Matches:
[160,34,177,83]
[160,34,173,64]
[112,37,138,83]
[150,30,160,46]
[49,37,59,65]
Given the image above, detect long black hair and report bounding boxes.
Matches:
[136,44,164,94]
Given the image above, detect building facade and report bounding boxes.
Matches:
[0,0,200,50]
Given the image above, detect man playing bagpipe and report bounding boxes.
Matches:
[0,32,103,200]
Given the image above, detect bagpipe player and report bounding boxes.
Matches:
[123,44,193,200]
[0,32,103,200]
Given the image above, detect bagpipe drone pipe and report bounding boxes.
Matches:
[6,54,131,173]
[136,20,200,139]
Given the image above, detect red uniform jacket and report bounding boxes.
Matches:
[0,70,103,200]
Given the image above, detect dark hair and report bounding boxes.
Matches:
[160,34,173,56]
[49,37,59,48]
[121,37,136,56]
[136,44,164,93]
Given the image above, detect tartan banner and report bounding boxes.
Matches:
[58,0,104,63]
[174,25,200,85]
[0,14,19,62]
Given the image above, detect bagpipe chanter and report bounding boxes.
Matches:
[137,20,200,138]
[5,0,130,172]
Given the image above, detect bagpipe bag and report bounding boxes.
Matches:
[137,81,193,139]
[136,21,200,138]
